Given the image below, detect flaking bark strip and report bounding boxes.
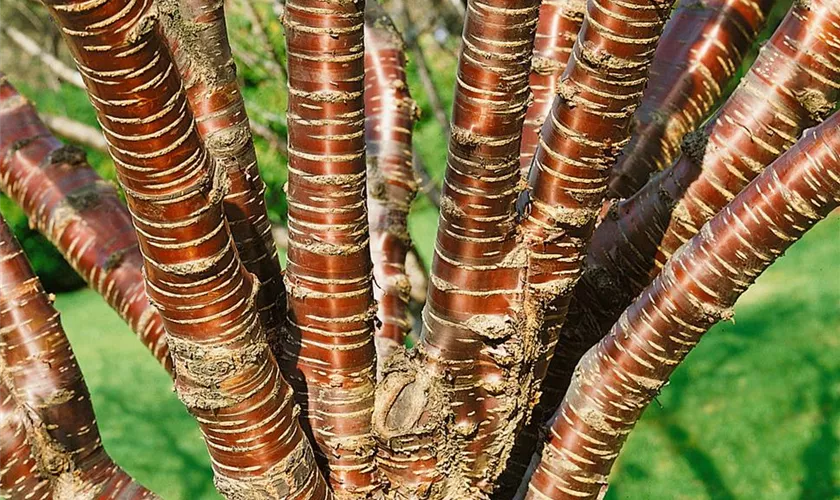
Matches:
[524,111,840,499]
[37,2,329,497]
[607,0,776,198]
[0,216,157,498]
[0,77,172,373]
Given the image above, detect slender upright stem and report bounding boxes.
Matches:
[281,0,381,496]
[519,0,585,172]
[525,110,840,500]
[364,2,420,372]
[373,0,541,495]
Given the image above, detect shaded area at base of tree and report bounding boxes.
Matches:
[55,215,839,500]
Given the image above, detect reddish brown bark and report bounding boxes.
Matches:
[0,215,156,499]
[536,0,840,432]
[364,3,420,372]
[519,0,585,172]
[281,0,381,496]
[40,0,328,497]
[372,0,541,496]
[493,0,678,492]
[0,76,171,373]
[607,0,775,199]
[158,0,287,353]
[525,110,840,500]
[0,381,51,500]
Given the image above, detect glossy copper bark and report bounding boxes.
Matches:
[281,0,381,496]
[607,0,775,198]
[519,0,585,172]
[364,3,419,372]
[372,0,541,496]
[159,0,287,354]
[496,0,677,492]
[525,111,840,500]
[537,0,840,431]
[0,381,51,500]
[40,0,328,497]
[0,76,171,373]
[0,216,156,499]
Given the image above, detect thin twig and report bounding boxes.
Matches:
[238,0,288,83]
[1,26,84,89]
[412,150,441,208]
[249,119,288,153]
[40,113,108,152]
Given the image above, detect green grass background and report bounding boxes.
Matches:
[58,216,839,500]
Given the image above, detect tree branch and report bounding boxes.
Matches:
[0,76,172,373]
[0,25,84,89]
[158,0,287,358]
[536,0,840,434]
[0,215,157,498]
[364,2,421,373]
[524,109,840,499]
[607,0,776,199]
[281,0,382,495]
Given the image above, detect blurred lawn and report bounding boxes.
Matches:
[58,216,839,500]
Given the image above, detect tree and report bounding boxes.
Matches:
[0,0,837,498]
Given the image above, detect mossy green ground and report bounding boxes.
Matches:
[58,216,839,500]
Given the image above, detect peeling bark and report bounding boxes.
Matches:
[364,2,420,374]
[524,110,840,500]
[607,0,776,199]
[519,0,585,173]
[39,0,328,497]
[281,0,381,496]
[157,0,287,358]
[0,76,171,373]
[0,215,156,499]
[536,0,840,435]
[0,380,51,500]
[373,0,541,496]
